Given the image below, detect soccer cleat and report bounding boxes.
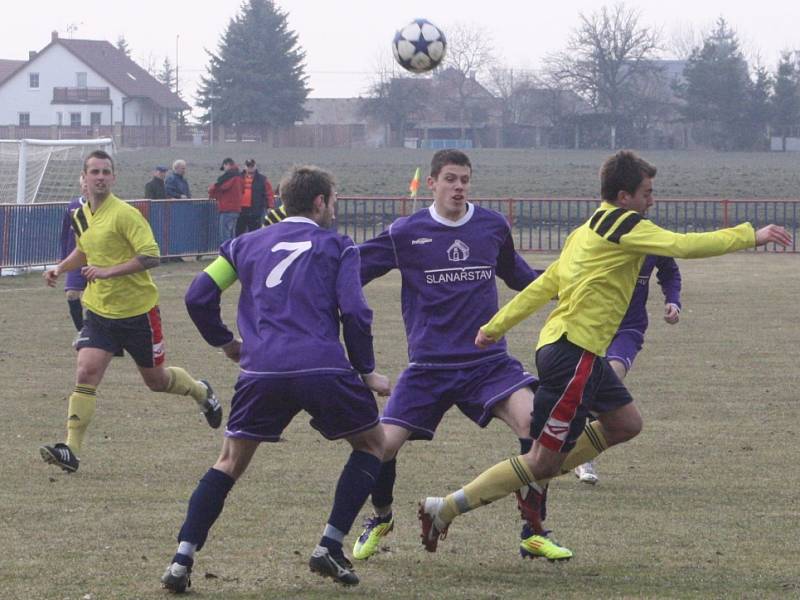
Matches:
[352,513,394,560]
[200,380,222,429]
[161,562,191,593]
[309,545,359,586]
[417,497,449,552]
[519,524,573,562]
[39,443,79,473]
[574,461,599,485]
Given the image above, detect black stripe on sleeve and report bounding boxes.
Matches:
[606,213,643,243]
[594,208,628,236]
[72,208,89,237]
[588,210,606,229]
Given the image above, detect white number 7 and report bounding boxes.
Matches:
[266,241,312,288]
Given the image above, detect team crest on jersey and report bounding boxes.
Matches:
[447,240,470,262]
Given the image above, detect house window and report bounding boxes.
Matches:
[70,112,82,127]
[76,72,87,88]
[29,73,39,88]
[19,113,30,127]
[90,112,102,126]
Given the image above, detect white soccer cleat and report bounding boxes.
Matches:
[574,461,599,485]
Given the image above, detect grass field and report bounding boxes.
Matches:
[109,146,800,201]
[2,252,799,599]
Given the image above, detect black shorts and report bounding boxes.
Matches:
[76,307,165,368]
[531,336,633,453]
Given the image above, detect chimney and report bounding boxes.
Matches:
[51,30,58,42]
[29,51,37,60]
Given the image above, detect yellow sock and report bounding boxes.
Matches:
[440,456,534,523]
[65,385,97,454]
[165,366,207,405]
[530,421,610,488]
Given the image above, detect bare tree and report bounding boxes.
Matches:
[486,66,539,147]
[545,3,662,147]
[441,22,496,141]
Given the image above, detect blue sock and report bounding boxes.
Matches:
[177,468,235,552]
[321,450,381,553]
[519,438,533,454]
[67,298,83,331]
[371,457,396,510]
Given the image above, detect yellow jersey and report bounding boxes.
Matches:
[482,201,755,357]
[73,194,160,319]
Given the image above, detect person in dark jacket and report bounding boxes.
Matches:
[165,160,191,199]
[208,158,242,243]
[236,158,274,236]
[144,166,168,199]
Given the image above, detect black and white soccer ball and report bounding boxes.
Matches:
[392,19,447,73]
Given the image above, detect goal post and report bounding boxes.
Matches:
[0,138,114,204]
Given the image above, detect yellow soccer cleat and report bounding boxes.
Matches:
[520,528,573,562]
[352,513,394,560]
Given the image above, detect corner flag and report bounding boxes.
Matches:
[408,167,420,198]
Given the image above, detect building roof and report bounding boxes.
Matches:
[0,59,25,85]
[0,33,189,111]
[57,38,189,110]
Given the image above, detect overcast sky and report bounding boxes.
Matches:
[4,0,799,107]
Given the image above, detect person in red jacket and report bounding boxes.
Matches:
[208,158,243,243]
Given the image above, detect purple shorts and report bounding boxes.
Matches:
[64,269,87,292]
[381,354,537,440]
[606,329,645,372]
[225,372,379,442]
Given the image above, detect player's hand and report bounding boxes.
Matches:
[754,224,792,247]
[43,268,59,287]
[363,371,391,397]
[475,329,497,349]
[81,265,112,282]
[664,303,680,324]
[221,338,242,363]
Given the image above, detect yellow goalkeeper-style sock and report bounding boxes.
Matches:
[439,456,534,523]
[65,384,97,454]
[165,366,207,405]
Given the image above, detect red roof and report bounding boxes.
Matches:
[0,36,189,111]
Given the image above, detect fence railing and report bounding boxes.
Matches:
[2,197,798,269]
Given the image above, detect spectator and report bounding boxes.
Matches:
[208,158,243,243]
[165,160,191,199]
[144,166,168,199]
[236,158,274,236]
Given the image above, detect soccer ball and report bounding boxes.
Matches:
[392,19,447,73]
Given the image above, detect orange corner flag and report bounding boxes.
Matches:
[408,167,421,198]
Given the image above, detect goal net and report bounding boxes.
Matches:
[0,138,114,204]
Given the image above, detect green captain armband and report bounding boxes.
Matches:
[204,257,238,290]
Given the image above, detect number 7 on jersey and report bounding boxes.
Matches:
[266,241,312,288]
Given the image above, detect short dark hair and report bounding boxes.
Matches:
[279,166,335,216]
[245,158,256,167]
[430,149,472,179]
[600,150,657,202]
[83,149,114,173]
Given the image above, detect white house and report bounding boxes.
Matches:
[0,31,188,128]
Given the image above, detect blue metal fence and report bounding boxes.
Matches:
[2,197,798,268]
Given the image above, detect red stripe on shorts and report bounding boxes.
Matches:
[539,350,595,451]
[147,305,166,367]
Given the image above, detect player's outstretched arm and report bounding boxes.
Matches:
[755,224,792,247]
[362,371,391,397]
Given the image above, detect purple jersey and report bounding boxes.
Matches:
[618,255,682,333]
[185,216,376,376]
[359,203,538,367]
[60,196,85,259]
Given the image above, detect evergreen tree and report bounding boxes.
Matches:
[677,18,752,150]
[158,57,176,92]
[770,52,800,150]
[744,65,772,150]
[116,35,131,58]
[197,0,309,131]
